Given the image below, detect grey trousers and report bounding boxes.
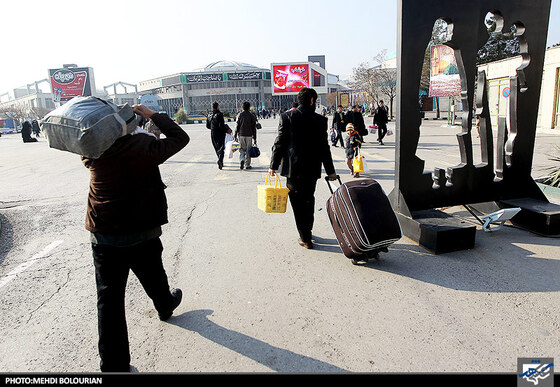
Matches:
[239,136,253,167]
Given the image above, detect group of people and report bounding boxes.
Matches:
[82,87,388,373]
[331,101,390,177]
[21,120,41,143]
[207,101,258,170]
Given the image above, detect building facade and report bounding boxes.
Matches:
[138,61,272,116]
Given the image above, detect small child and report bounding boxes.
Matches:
[345,123,363,177]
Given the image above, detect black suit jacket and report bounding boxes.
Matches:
[270,106,336,180]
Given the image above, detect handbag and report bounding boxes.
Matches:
[249,146,260,158]
[352,150,368,173]
[258,173,290,213]
[256,122,262,130]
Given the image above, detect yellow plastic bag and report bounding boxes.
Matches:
[258,173,290,213]
[352,152,367,173]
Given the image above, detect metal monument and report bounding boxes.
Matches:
[390,0,558,253]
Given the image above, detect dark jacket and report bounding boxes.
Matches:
[209,109,227,133]
[345,131,363,159]
[374,106,389,125]
[82,113,189,234]
[352,111,367,136]
[270,105,336,180]
[235,110,257,140]
[332,111,345,132]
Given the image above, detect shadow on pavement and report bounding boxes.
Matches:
[0,213,13,265]
[170,309,349,373]
[355,226,560,293]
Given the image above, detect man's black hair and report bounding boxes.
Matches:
[297,88,317,107]
[212,101,219,110]
[242,101,250,111]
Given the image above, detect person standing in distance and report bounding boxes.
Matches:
[331,105,345,147]
[208,102,232,169]
[269,88,338,249]
[374,100,389,145]
[83,104,189,372]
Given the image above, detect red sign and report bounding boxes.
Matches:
[272,64,310,94]
[50,68,89,101]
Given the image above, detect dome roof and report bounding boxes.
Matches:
[196,60,261,72]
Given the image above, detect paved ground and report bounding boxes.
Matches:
[0,116,559,374]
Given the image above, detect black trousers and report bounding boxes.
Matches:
[211,130,226,165]
[92,237,174,372]
[286,177,318,242]
[377,123,388,142]
[333,129,344,147]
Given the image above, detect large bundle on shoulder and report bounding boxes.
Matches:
[40,96,137,159]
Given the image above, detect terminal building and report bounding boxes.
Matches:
[138,60,273,116]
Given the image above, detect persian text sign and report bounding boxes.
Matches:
[49,68,91,102]
[429,45,461,97]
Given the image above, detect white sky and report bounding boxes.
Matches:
[1,0,559,94]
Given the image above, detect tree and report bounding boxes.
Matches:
[350,62,381,108]
[372,50,397,119]
[174,107,187,124]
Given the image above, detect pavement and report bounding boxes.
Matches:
[0,116,559,374]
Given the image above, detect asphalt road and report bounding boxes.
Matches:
[0,116,559,373]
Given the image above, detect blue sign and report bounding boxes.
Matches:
[503,87,511,98]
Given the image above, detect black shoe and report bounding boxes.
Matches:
[298,238,313,249]
[218,161,223,170]
[240,161,244,169]
[245,165,252,170]
[158,288,182,321]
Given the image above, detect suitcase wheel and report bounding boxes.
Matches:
[350,250,383,265]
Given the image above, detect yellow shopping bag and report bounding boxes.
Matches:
[352,152,367,173]
[258,173,290,213]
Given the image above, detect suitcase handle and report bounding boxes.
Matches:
[325,175,342,194]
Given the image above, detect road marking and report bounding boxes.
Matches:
[0,240,63,290]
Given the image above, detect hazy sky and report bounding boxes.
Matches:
[1,0,559,94]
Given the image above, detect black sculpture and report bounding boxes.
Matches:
[390,0,557,253]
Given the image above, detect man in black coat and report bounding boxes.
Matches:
[269,88,338,249]
[331,105,345,147]
[351,105,367,137]
[374,100,389,145]
[208,102,232,169]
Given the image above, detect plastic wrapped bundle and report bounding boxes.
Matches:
[40,96,137,159]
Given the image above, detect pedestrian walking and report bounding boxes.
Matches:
[208,102,232,169]
[374,100,389,145]
[344,123,363,178]
[331,105,345,147]
[234,101,257,170]
[351,105,367,137]
[82,104,190,372]
[269,88,338,249]
[32,120,41,137]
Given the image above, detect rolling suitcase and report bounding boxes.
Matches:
[326,177,401,265]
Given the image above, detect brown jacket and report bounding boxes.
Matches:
[82,113,189,234]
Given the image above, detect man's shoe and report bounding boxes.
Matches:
[240,161,244,169]
[218,161,223,170]
[159,288,182,321]
[298,238,313,249]
[245,165,252,170]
